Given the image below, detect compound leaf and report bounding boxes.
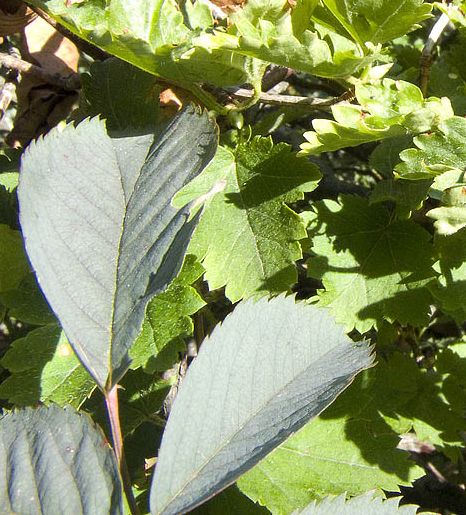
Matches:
[0,404,123,514]
[175,140,321,302]
[150,295,374,515]
[307,196,435,332]
[19,108,217,390]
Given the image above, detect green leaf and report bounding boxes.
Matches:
[31,0,251,90]
[369,135,413,177]
[0,325,95,408]
[320,0,431,46]
[18,108,218,390]
[396,116,466,179]
[306,196,435,332]
[192,485,269,515]
[175,140,321,302]
[238,353,463,513]
[300,79,452,156]
[0,404,123,514]
[81,58,160,131]
[0,224,29,293]
[0,273,56,325]
[370,179,431,213]
[150,296,374,515]
[430,228,466,321]
[299,492,419,514]
[130,255,206,372]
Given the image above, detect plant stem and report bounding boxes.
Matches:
[105,385,140,515]
[0,51,80,90]
[420,11,452,96]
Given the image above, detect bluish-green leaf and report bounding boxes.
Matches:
[0,404,123,514]
[18,108,217,390]
[150,296,374,515]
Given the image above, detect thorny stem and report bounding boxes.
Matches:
[105,385,140,515]
[420,11,452,96]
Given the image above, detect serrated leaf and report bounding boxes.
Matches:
[150,295,374,515]
[306,196,435,332]
[0,224,29,293]
[320,0,431,46]
[299,492,420,514]
[0,405,123,514]
[0,325,95,408]
[300,79,452,156]
[18,108,217,390]
[202,0,379,79]
[31,0,251,89]
[238,353,463,513]
[175,140,321,302]
[130,255,205,372]
[81,58,160,131]
[396,116,466,179]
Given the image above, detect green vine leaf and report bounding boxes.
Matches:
[306,195,435,332]
[430,228,466,322]
[396,116,466,180]
[174,140,321,302]
[300,79,452,156]
[0,405,123,514]
[130,255,206,372]
[238,353,463,513]
[150,296,374,515]
[0,325,95,408]
[319,0,432,46]
[18,108,217,390]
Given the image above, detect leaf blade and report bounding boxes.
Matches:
[0,405,123,514]
[150,296,374,514]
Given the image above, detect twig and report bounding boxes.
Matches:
[105,386,140,515]
[0,51,80,90]
[228,87,344,110]
[27,5,109,61]
[420,12,452,96]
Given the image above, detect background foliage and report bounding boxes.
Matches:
[1,0,466,513]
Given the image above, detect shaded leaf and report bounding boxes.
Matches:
[175,140,321,302]
[238,353,463,513]
[19,108,217,390]
[0,273,56,325]
[81,57,160,132]
[0,224,29,293]
[306,196,435,332]
[150,295,374,515]
[0,325,95,408]
[0,404,123,514]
